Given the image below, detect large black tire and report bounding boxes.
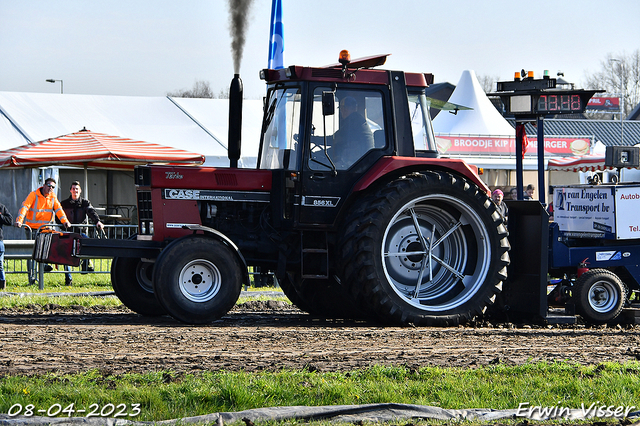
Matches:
[111,257,166,316]
[338,171,510,326]
[283,273,367,319]
[573,269,626,324]
[152,235,243,324]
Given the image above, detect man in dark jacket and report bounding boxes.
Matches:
[60,181,104,285]
[332,96,374,169]
[0,203,14,290]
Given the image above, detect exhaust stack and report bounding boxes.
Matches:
[228,74,243,168]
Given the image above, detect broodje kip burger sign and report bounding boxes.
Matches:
[435,135,591,156]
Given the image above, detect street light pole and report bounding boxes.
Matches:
[45,79,63,94]
[609,59,624,144]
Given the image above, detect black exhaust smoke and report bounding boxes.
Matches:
[228,74,243,168]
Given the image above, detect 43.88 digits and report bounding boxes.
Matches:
[8,402,141,418]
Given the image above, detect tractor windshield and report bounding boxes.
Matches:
[259,87,302,170]
[408,93,438,153]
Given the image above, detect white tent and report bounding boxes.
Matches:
[432,70,515,136]
[432,70,538,171]
[169,98,263,168]
[0,92,264,167]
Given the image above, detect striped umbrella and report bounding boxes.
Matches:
[547,155,611,172]
[0,128,205,170]
[0,128,205,198]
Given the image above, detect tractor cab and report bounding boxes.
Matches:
[257,51,440,227]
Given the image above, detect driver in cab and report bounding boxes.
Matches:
[332,96,374,168]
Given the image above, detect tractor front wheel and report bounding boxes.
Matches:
[153,235,243,324]
[111,257,166,316]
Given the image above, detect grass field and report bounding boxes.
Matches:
[0,363,638,424]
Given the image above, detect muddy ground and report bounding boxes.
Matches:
[0,299,639,376]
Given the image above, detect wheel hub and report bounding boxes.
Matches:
[382,195,491,312]
[179,260,221,303]
[589,282,617,312]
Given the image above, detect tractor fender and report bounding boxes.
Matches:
[172,224,250,286]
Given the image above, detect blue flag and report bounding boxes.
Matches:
[268,0,284,69]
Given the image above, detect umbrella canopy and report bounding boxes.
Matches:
[0,128,205,170]
[547,155,612,172]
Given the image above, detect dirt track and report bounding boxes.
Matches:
[1,300,639,376]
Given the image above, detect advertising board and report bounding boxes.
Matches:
[554,186,615,237]
[614,186,640,239]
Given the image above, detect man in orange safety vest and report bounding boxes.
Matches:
[15,177,70,284]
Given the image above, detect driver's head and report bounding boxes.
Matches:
[340,96,357,119]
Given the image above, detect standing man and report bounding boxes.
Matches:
[60,181,104,285]
[491,189,508,224]
[15,177,70,284]
[0,202,13,290]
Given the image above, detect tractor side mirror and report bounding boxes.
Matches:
[322,91,335,116]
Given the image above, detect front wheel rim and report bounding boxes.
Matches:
[382,194,492,312]
[178,259,222,303]
[588,280,619,313]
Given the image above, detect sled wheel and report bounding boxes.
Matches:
[111,257,166,316]
[574,268,626,324]
[339,171,509,326]
[153,235,243,324]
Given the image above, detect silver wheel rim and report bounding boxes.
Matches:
[135,261,154,294]
[382,194,492,312]
[588,280,619,313]
[178,259,221,303]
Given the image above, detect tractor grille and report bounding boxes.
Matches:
[137,190,153,235]
[215,173,238,186]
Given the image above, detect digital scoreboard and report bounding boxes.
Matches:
[490,75,603,118]
[502,90,597,116]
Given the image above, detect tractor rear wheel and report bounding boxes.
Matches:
[153,235,243,324]
[339,171,509,326]
[111,257,166,316]
[573,268,626,324]
[284,273,366,319]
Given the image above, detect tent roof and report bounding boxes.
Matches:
[0,92,264,167]
[432,70,515,137]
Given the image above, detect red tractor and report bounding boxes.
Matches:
[61,52,510,325]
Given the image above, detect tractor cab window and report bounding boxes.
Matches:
[309,88,385,171]
[259,87,301,170]
[408,93,437,152]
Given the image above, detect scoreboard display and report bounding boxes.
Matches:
[507,91,595,116]
[491,76,602,118]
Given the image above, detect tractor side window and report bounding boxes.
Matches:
[259,87,301,170]
[309,88,385,171]
[408,93,437,152]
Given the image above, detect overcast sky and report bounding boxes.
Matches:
[1,0,639,100]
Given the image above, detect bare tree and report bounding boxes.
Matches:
[168,80,228,99]
[477,74,500,93]
[584,50,640,120]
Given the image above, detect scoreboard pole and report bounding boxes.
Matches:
[537,116,545,205]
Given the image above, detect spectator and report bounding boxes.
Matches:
[508,187,518,201]
[491,189,508,224]
[0,202,13,290]
[14,177,70,284]
[524,184,535,200]
[59,181,104,285]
